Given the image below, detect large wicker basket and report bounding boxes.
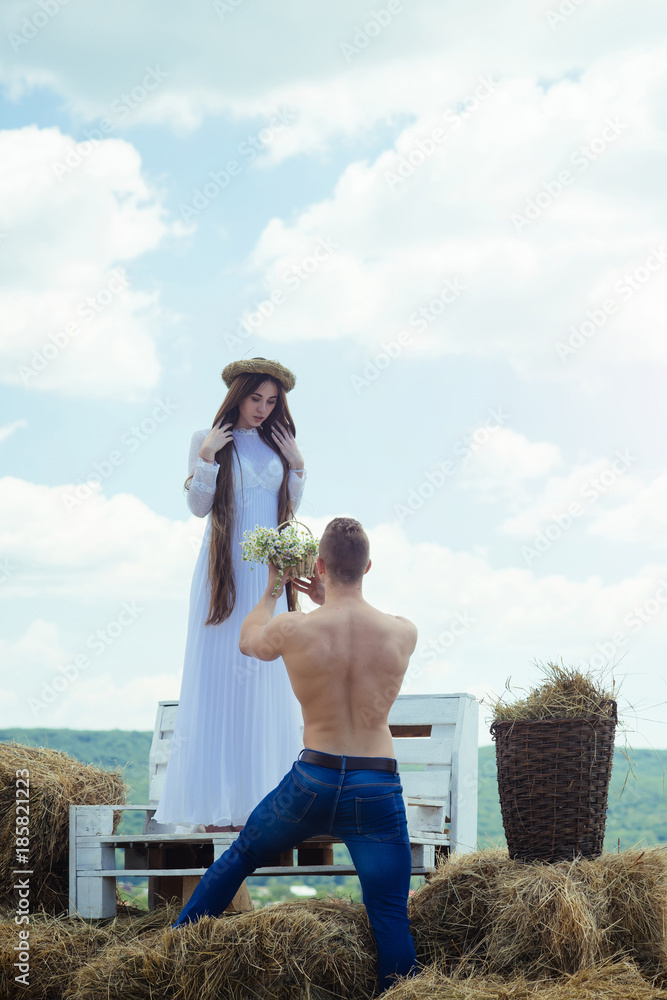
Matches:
[490,704,617,863]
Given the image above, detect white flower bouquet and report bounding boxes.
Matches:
[242,520,319,596]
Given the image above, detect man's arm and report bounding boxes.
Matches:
[393,615,418,655]
[238,564,300,661]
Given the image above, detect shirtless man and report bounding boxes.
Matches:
[171,517,419,991]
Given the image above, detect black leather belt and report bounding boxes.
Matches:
[299,748,397,773]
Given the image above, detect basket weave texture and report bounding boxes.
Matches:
[490,704,617,863]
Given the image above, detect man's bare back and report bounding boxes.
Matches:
[278,596,417,757]
[239,531,418,759]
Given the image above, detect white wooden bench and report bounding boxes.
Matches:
[69,693,478,918]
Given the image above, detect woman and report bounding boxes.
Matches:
[154,357,307,831]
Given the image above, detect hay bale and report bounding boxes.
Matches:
[168,897,378,1000]
[597,847,667,974]
[408,849,521,969]
[4,849,666,1000]
[67,934,176,1000]
[383,964,505,999]
[486,858,609,974]
[67,897,377,1000]
[0,740,126,913]
[0,903,180,1000]
[383,960,667,999]
[409,848,667,978]
[106,898,181,943]
[531,962,667,999]
[0,909,112,1000]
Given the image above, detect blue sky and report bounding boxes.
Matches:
[1,0,666,750]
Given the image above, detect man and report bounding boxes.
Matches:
[171,517,419,991]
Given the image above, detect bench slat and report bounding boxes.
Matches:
[158,704,179,731]
[83,864,434,878]
[400,769,450,799]
[394,736,453,765]
[388,696,466,725]
[84,866,361,878]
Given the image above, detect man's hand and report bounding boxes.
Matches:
[290,564,325,606]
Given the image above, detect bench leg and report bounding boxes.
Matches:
[410,844,435,871]
[297,844,334,866]
[76,875,116,919]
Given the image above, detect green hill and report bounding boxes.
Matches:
[1,727,665,851]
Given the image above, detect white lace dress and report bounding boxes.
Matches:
[153,426,305,827]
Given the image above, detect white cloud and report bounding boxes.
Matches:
[0,619,64,674]
[456,428,564,504]
[31,671,181,730]
[227,48,667,377]
[0,476,204,600]
[0,125,175,399]
[0,619,68,718]
[1,7,664,382]
[588,472,667,545]
[496,453,641,537]
[0,617,180,727]
[0,0,664,151]
[439,430,650,544]
[0,418,28,444]
[359,520,667,746]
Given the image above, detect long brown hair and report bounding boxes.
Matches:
[185,372,300,625]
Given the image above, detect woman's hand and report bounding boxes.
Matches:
[199,418,233,462]
[290,565,325,605]
[266,561,290,599]
[271,422,304,471]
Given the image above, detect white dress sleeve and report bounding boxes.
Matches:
[288,468,307,514]
[186,430,220,518]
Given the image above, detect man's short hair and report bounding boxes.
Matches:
[319,517,370,583]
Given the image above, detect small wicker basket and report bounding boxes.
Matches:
[276,520,318,581]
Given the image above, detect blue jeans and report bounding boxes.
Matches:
[172,749,419,992]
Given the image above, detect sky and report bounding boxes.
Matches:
[1,0,666,752]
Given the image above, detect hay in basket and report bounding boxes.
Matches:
[488,661,617,723]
